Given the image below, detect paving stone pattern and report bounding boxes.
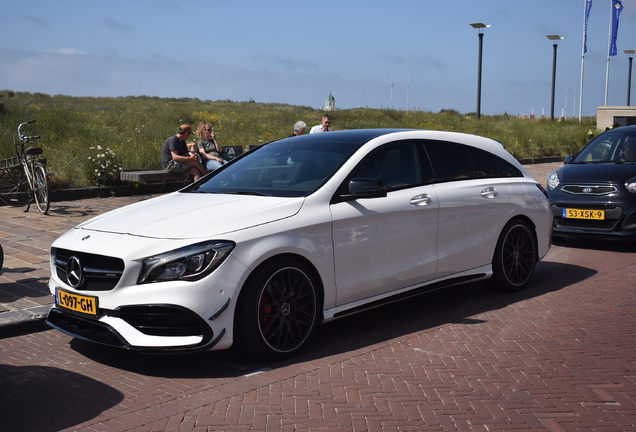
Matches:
[1,256,634,431]
[1,162,635,431]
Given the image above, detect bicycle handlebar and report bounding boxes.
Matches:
[17,119,37,142]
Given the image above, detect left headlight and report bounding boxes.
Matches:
[547,171,560,191]
[139,240,235,284]
[626,176,636,193]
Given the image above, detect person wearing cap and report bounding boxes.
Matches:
[161,124,208,181]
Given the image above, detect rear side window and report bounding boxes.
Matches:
[468,148,521,178]
[346,140,431,191]
[424,141,521,183]
[425,141,476,182]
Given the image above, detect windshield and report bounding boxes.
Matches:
[189,137,363,197]
[574,130,636,163]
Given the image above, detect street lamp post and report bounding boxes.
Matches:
[625,50,635,106]
[547,35,564,121]
[470,23,491,120]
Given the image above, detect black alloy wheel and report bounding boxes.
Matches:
[235,258,320,360]
[492,219,537,292]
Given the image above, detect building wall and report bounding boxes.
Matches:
[596,106,636,130]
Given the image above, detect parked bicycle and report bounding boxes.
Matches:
[0,119,50,214]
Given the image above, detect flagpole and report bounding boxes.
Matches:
[390,72,393,110]
[579,0,588,121]
[605,0,612,106]
[406,73,410,113]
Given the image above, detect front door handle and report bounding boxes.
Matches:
[480,187,497,199]
[411,194,432,206]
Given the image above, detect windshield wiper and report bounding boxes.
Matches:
[224,190,269,196]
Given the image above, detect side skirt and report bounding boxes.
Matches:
[328,273,489,321]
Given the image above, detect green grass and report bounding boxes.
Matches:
[0,90,597,189]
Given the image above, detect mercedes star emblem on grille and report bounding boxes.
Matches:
[67,256,83,288]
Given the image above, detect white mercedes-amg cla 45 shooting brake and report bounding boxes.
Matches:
[47,129,552,360]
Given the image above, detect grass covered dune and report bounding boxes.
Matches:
[0,91,595,189]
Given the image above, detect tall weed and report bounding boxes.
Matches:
[0,91,596,188]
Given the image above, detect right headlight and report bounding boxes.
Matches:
[625,176,636,193]
[547,171,560,191]
[138,240,235,284]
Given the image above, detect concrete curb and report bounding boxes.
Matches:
[518,156,563,165]
[50,181,186,201]
[0,305,51,338]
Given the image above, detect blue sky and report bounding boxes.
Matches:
[1,0,635,117]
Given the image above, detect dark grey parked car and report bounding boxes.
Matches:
[547,125,636,239]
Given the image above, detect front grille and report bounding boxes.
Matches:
[562,184,617,195]
[555,217,618,230]
[52,247,124,291]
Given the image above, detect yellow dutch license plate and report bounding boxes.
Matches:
[562,208,605,220]
[55,288,98,316]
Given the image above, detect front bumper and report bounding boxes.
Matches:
[550,203,636,237]
[46,302,227,353]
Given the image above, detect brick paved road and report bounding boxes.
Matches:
[1,162,635,431]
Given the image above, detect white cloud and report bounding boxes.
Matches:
[44,48,85,56]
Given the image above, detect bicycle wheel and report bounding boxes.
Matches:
[0,166,31,207]
[33,163,50,214]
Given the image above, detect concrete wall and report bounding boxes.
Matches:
[596,106,636,130]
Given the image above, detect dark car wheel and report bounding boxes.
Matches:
[492,219,536,292]
[235,258,320,360]
[0,243,3,273]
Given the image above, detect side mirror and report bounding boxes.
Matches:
[563,155,573,164]
[335,178,387,202]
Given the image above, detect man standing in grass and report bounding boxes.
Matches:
[161,124,207,181]
[310,114,332,133]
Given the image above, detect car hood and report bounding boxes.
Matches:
[559,163,636,183]
[78,192,305,239]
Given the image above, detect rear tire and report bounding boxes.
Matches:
[492,219,537,292]
[235,257,320,360]
[33,163,50,214]
[0,167,31,207]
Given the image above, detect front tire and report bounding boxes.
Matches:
[235,258,320,360]
[492,219,537,292]
[33,163,50,214]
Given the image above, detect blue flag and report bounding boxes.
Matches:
[609,0,623,56]
[584,0,593,53]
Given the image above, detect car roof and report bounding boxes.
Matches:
[601,125,636,135]
[280,129,412,145]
